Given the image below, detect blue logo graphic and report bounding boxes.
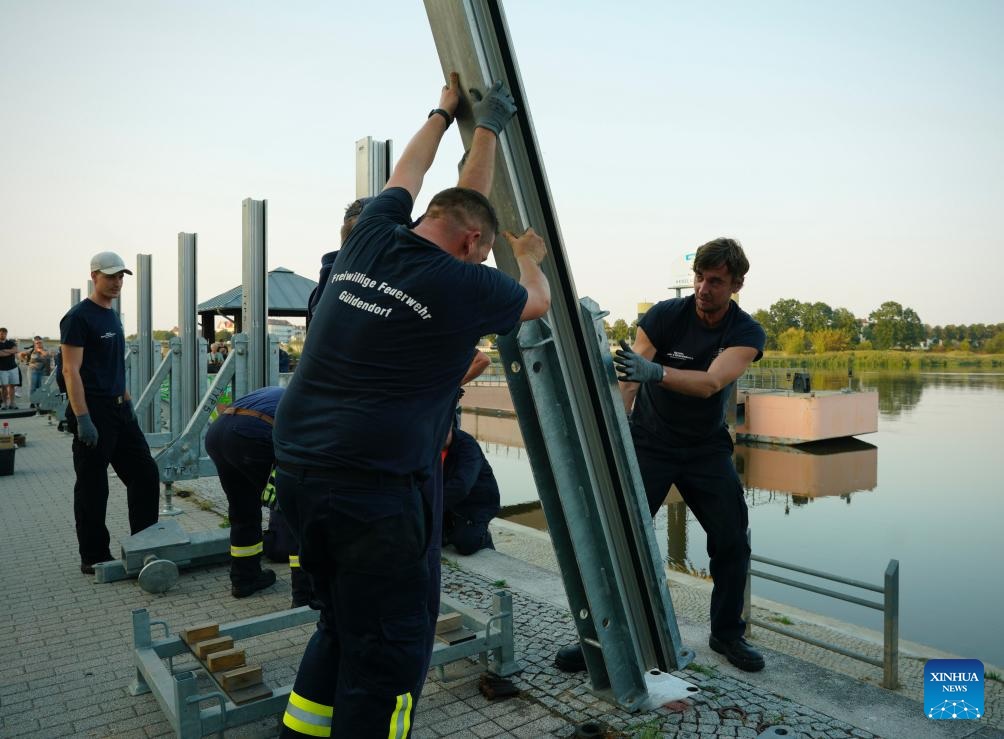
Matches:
[925,659,984,720]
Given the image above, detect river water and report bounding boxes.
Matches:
[462,370,1004,668]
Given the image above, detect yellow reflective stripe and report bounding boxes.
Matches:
[289,555,300,568]
[283,690,333,737]
[388,692,412,739]
[289,690,333,717]
[282,711,331,738]
[230,541,263,558]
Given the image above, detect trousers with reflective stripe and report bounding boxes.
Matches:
[276,466,430,738]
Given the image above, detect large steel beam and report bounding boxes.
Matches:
[177,234,199,420]
[424,0,693,710]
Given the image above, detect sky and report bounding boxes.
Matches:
[2,0,1002,340]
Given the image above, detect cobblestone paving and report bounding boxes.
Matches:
[2,412,1001,738]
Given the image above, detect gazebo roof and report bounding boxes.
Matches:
[197,267,316,315]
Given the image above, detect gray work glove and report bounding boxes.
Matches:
[470,80,517,136]
[614,340,664,384]
[76,413,99,447]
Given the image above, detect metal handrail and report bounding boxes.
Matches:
[743,534,899,689]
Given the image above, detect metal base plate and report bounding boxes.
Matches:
[639,670,700,711]
[138,559,179,593]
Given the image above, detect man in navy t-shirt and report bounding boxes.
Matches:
[612,237,767,673]
[60,251,160,574]
[555,238,768,675]
[273,74,550,738]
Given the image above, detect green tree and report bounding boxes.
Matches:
[809,328,852,353]
[830,307,860,345]
[799,301,834,333]
[984,332,1004,354]
[777,327,808,354]
[866,301,924,349]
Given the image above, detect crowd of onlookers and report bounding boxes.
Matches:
[0,329,54,410]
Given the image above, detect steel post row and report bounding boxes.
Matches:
[129,592,521,738]
[424,0,693,710]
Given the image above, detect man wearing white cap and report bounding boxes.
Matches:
[60,252,160,574]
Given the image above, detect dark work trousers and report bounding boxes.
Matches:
[444,515,494,555]
[276,464,430,739]
[204,414,272,570]
[632,424,751,641]
[416,461,443,702]
[69,397,160,564]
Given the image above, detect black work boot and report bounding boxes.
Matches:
[709,635,765,672]
[554,643,586,673]
[230,554,277,599]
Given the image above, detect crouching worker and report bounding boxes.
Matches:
[443,425,500,555]
[205,385,286,599]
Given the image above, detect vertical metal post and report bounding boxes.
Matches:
[86,279,94,298]
[883,559,899,689]
[491,591,518,676]
[242,199,268,392]
[169,336,183,439]
[125,341,139,401]
[136,255,155,432]
[355,137,393,197]
[268,336,280,387]
[71,288,81,306]
[128,608,152,696]
[174,671,201,737]
[233,334,249,401]
[178,234,199,420]
[111,296,122,324]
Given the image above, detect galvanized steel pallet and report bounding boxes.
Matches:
[128,591,521,738]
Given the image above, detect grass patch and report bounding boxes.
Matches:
[623,719,662,738]
[685,661,717,678]
[770,614,794,625]
[219,516,230,528]
[987,670,1002,682]
[492,579,508,588]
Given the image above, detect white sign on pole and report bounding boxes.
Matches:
[669,251,696,289]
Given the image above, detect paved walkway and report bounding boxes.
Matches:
[0,412,1000,738]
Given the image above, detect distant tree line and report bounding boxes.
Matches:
[602,299,1003,354]
[751,299,1004,354]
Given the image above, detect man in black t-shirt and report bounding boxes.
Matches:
[556,238,768,675]
[0,327,19,410]
[622,237,766,672]
[273,74,550,738]
[60,252,160,574]
[442,426,501,555]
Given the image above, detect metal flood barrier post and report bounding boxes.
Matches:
[742,534,900,689]
[356,137,393,197]
[129,592,520,738]
[242,199,269,393]
[425,0,694,711]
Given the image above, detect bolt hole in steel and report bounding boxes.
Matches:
[510,361,521,373]
[579,609,589,619]
[601,618,610,628]
[532,361,542,372]
[650,669,660,675]
[686,686,699,692]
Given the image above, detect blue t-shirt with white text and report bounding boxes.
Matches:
[274,187,528,475]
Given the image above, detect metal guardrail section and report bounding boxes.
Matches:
[743,545,900,689]
[129,592,520,738]
[425,0,692,710]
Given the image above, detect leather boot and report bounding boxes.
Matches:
[230,553,277,598]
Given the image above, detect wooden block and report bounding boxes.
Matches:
[436,613,463,634]
[435,627,476,646]
[220,665,263,692]
[194,636,234,659]
[180,622,219,645]
[206,648,246,673]
[228,682,273,705]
